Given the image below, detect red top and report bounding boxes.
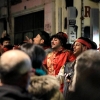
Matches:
[43,49,76,76]
[43,48,76,92]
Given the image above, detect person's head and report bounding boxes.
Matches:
[20,43,46,69]
[2,45,13,53]
[0,50,32,89]
[73,37,97,57]
[1,37,10,47]
[51,32,68,51]
[69,50,100,100]
[33,30,51,47]
[65,43,73,50]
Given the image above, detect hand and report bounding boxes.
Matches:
[1,31,7,38]
[25,36,33,43]
[65,73,72,83]
[66,79,71,83]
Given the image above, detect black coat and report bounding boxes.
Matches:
[0,85,36,100]
[63,61,75,100]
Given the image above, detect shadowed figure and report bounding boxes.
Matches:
[0,50,38,100]
[67,50,100,100]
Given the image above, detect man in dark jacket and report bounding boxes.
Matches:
[0,50,37,100]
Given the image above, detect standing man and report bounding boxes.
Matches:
[1,37,10,47]
[0,31,11,47]
[67,50,100,100]
[0,50,36,100]
[0,37,11,55]
[26,30,52,55]
[63,37,97,99]
[73,37,97,57]
[43,32,76,92]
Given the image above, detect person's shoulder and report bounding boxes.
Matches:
[64,49,75,57]
[65,61,75,68]
[63,49,74,55]
[47,51,53,57]
[45,48,52,55]
[63,49,72,52]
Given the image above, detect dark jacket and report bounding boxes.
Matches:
[0,85,36,100]
[63,61,75,100]
[28,75,64,100]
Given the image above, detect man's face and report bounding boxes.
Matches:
[51,38,62,50]
[33,34,44,45]
[3,40,10,47]
[73,42,87,57]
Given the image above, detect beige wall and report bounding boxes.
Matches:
[84,0,98,26]
[74,0,99,37]
[44,0,55,35]
[2,0,99,42]
[61,0,99,38]
[55,0,67,34]
[11,0,56,36]
[5,0,56,44]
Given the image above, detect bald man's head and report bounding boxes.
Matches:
[0,50,32,85]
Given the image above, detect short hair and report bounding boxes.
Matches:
[20,43,46,69]
[51,32,68,48]
[0,36,10,45]
[38,30,51,47]
[68,50,100,100]
[0,50,32,84]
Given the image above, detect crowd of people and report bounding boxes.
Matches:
[0,29,100,100]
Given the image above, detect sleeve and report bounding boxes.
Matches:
[56,65,65,84]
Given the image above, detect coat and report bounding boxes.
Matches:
[0,85,35,100]
[28,75,64,100]
[63,61,76,99]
